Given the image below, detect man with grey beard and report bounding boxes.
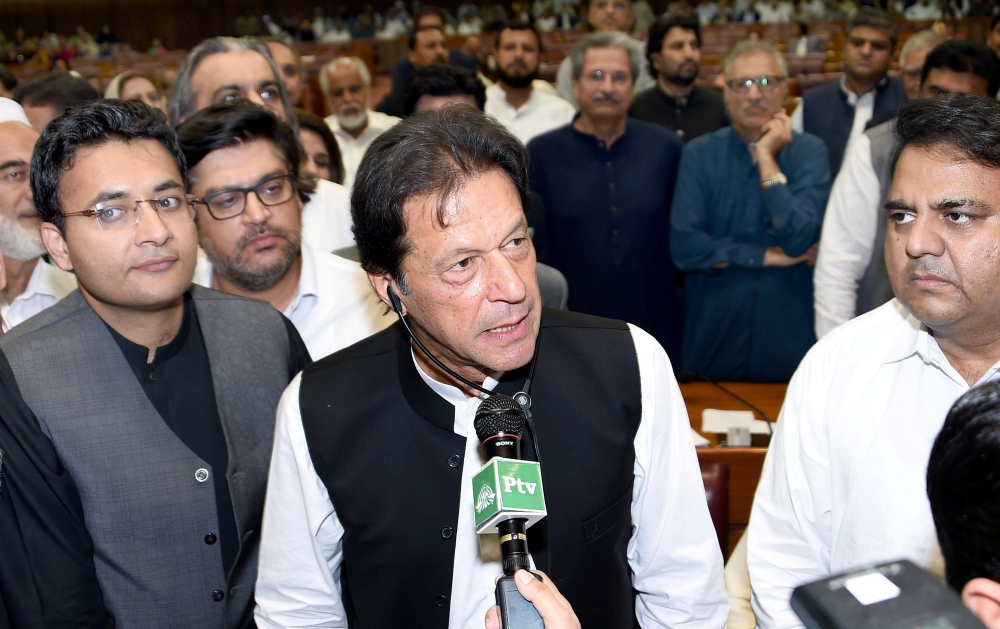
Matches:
[179,101,391,360]
[320,57,400,187]
[0,99,75,332]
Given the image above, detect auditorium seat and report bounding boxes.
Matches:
[699,458,730,557]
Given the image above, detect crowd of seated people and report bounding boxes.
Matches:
[3,4,1000,629]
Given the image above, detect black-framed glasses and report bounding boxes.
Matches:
[59,196,196,231]
[191,174,297,220]
[726,75,787,93]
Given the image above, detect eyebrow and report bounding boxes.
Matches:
[200,169,288,198]
[437,215,529,264]
[0,159,28,171]
[885,197,991,212]
[211,83,247,100]
[85,179,184,208]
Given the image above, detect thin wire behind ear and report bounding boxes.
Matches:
[387,285,404,315]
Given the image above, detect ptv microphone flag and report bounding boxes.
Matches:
[473,457,547,534]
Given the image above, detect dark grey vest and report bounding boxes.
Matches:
[0,286,292,629]
[856,119,897,316]
[299,309,643,628]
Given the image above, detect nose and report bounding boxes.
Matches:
[745,82,764,98]
[134,202,172,246]
[903,213,946,260]
[242,192,273,225]
[246,91,267,107]
[485,252,528,305]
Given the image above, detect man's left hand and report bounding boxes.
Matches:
[755,112,793,159]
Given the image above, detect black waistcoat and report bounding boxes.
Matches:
[299,309,643,628]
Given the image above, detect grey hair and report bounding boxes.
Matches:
[900,30,948,66]
[168,36,294,126]
[570,31,642,82]
[319,57,372,96]
[722,40,788,80]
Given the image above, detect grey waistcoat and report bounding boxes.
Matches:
[856,119,898,317]
[0,286,291,629]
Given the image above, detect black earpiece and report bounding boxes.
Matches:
[387,286,404,315]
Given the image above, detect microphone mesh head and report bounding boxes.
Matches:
[474,394,525,442]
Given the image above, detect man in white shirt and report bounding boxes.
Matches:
[320,57,401,187]
[0,99,75,332]
[791,8,906,180]
[171,36,357,253]
[176,101,391,359]
[755,0,794,22]
[484,22,575,145]
[905,0,943,20]
[255,105,727,628]
[748,95,1000,628]
[813,39,998,338]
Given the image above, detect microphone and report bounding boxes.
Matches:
[475,394,533,574]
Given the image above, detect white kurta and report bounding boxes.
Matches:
[0,259,77,332]
[254,324,729,628]
[748,300,1000,628]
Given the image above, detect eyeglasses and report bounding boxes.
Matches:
[582,70,632,85]
[191,174,297,220]
[726,75,787,93]
[59,196,196,231]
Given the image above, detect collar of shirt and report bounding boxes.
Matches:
[5,259,75,306]
[411,347,501,437]
[284,241,319,324]
[881,313,1000,387]
[325,110,396,145]
[105,292,193,366]
[839,74,888,106]
[570,114,633,150]
[657,84,696,108]
[487,83,539,116]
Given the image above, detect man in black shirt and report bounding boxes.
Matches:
[629,13,728,143]
[0,100,309,628]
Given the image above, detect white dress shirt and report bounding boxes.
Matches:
[791,76,876,151]
[193,242,392,360]
[301,179,356,255]
[0,259,77,332]
[484,84,576,146]
[325,110,400,188]
[254,324,729,628]
[814,132,880,338]
[904,1,943,19]
[755,1,794,22]
[747,300,1000,628]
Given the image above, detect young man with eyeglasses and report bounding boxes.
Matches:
[670,40,830,382]
[178,100,391,360]
[0,100,310,628]
[526,31,686,365]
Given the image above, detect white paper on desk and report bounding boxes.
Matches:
[702,409,775,435]
[690,428,710,447]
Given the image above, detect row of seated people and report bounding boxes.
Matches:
[1,6,1000,628]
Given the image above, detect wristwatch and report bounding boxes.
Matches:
[761,173,788,189]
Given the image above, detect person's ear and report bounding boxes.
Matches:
[41,222,73,272]
[962,578,1000,629]
[369,272,405,315]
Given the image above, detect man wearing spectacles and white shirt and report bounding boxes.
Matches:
[670,41,830,382]
[178,101,392,360]
[0,100,311,627]
[0,98,76,332]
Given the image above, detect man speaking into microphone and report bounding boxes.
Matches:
[254,106,727,628]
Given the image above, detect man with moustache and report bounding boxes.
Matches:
[0,98,75,332]
[528,32,685,363]
[171,36,355,254]
[630,12,728,143]
[814,38,998,338]
[748,95,1000,628]
[320,57,400,187]
[555,0,655,108]
[483,21,575,145]
[377,25,452,118]
[671,41,830,382]
[0,100,309,628]
[179,101,391,359]
[254,106,727,628]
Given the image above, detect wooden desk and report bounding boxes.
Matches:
[680,382,787,556]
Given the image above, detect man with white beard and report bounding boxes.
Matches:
[0,99,75,332]
[321,57,400,187]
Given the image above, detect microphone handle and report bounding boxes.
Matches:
[497,518,531,575]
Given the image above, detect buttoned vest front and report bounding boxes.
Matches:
[0,286,292,629]
[298,309,643,628]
